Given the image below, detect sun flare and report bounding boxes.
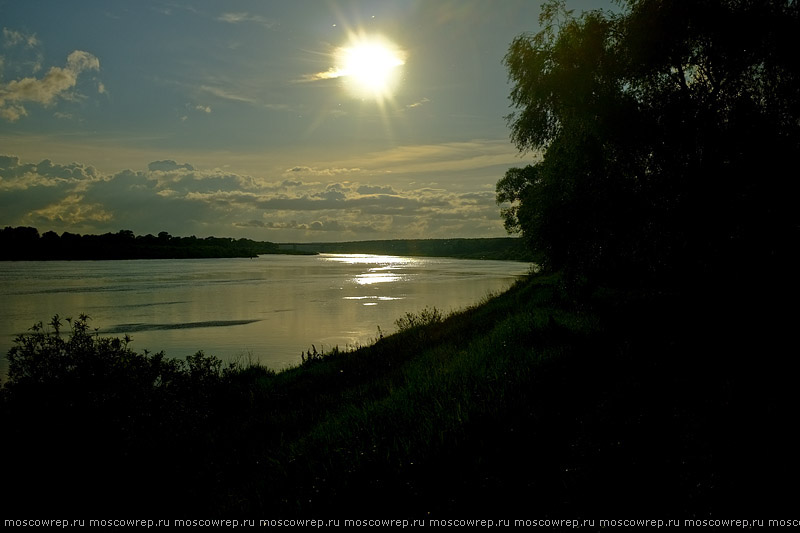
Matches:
[335,35,405,100]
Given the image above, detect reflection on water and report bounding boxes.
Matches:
[322,253,416,265]
[0,254,530,376]
[355,273,403,285]
[343,296,403,302]
[323,253,412,286]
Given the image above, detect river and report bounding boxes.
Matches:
[0,253,531,377]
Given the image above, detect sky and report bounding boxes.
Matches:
[1,0,615,242]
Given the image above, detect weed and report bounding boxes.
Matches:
[394,306,445,332]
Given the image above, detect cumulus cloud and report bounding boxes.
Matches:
[0,154,509,240]
[0,156,99,190]
[0,50,100,122]
[357,184,396,195]
[147,160,195,172]
[0,155,106,229]
[313,189,347,202]
[29,194,113,225]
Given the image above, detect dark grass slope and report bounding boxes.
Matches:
[1,273,795,516]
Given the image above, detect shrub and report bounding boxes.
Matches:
[394,306,445,332]
[1,314,238,513]
[2,314,230,415]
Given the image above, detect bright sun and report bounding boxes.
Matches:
[335,35,405,100]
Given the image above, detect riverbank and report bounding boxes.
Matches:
[1,272,795,516]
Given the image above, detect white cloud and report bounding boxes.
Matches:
[405,97,430,109]
[0,50,100,122]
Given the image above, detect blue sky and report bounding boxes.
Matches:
[1,0,614,242]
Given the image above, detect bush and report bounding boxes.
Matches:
[1,314,240,513]
[4,314,226,396]
[394,306,445,332]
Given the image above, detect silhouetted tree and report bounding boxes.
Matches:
[0,227,280,260]
[498,0,800,284]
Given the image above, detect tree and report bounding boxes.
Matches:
[498,0,800,284]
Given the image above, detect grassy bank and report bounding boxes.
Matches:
[1,273,795,516]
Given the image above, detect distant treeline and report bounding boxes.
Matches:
[280,238,537,262]
[1,226,536,262]
[0,226,282,260]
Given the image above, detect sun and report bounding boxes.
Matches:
[335,35,405,100]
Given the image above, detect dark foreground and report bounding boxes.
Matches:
[1,273,796,517]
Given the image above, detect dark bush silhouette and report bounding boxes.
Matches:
[1,314,244,512]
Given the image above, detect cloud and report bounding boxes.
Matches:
[0,154,511,241]
[0,156,99,189]
[317,140,523,184]
[217,12,276,28]
[235,217,380,234]
[28,194,113,225]
[148,160,195,172]
[313,189,347,201]
[199,84,258,104]
[298,68,341,83]
[357,184,396,195]
[284,166,360,177]
[458,191,495,203]
[0,155,105,228]
[0,50,100,122]
[196,83,292,112]
[2,28,39,48]
[405,97,430,109]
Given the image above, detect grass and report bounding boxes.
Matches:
[1,272,796,516]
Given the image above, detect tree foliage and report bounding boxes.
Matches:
[498,0,800,283]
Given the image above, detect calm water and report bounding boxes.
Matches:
[0,254,531,377]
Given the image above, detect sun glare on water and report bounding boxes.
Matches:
[335,34,405,100]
